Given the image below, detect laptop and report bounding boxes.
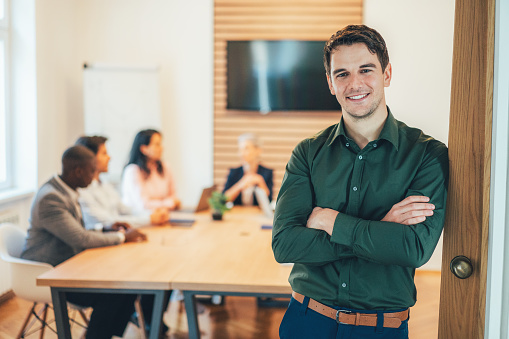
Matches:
[180,185,216,213]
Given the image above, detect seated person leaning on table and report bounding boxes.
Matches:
[76,135,172,335]
[122,129,181,213]
[222,133,275,306]
[75,135,169,230]
[20,145,146,339]
[223,133,273,206]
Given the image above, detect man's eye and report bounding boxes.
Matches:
[360,69,372,73]
[337,73,347,78]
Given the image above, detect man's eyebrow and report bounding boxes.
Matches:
[331,63,377,75]
[332,68,346,76]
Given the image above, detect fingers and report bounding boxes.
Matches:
[112,222,131,231]
[382,196,436,225]
[395,195,430,207]
[125,230,147,243]
[137,231,147,241]
[397,202,435,216]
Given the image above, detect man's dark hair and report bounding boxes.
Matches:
[323,25,389,76]
[75,136,108,155]
[126,129,163,176]
[61,145,95,175]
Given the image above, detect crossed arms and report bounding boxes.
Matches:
[272,141,449,268]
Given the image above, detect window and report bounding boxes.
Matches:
[0,0,9,189]
[0,0,4,24]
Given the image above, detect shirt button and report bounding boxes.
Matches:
[345,143,350,147]
[373,143,378,148]
[352,187,358,191]
[342,283,347,288]
[358,155,363,160]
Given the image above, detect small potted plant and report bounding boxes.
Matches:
[208,191,231,220]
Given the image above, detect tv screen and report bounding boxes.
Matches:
[227,40,341,113]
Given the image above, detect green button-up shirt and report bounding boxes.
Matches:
[272,109,449,310]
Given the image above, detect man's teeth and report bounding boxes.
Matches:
[349,94,367,100]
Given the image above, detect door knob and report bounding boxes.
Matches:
[450,255,473,279]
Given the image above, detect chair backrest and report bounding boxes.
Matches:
[0,223,53,304]
[0,223,26,258]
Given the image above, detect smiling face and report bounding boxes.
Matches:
[326,43,392,121]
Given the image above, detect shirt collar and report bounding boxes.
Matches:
[53,174,79,201]
[329,106,399,150]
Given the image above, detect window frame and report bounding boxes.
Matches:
[0,0,11,190]
[0,0,7,29]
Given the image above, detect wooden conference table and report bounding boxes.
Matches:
[37,207,293,339]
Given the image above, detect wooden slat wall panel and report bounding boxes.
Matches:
[214,0,362,199]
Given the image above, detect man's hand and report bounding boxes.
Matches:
[381,195,434,225]
[306,207,339,236]
[124,229,147,243]
[107,222,131,232]
[150,207,169,225]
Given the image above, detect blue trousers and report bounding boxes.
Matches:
[279,297,409,339]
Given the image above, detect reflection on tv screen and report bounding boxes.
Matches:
[227,40,341,113]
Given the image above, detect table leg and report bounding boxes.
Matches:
[50,288,71,339]
[183,291,200,339]
[148,290,168,339]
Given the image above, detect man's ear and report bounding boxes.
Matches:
[71,167,82,181]
[326,74,335,95]
[75,166,85,176]
[383,62,392,87]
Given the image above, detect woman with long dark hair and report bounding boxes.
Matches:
[122,129,180,212]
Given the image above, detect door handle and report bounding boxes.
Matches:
[450,255,473,279]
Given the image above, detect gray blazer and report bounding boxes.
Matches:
[21,177,122,266]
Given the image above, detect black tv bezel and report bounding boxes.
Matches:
[225,40,341,114]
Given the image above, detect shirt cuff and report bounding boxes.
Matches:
[117,232,125,243]
[330,212,360,247]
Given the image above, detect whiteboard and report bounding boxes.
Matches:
[83,65,162,184]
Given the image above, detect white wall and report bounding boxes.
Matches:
[364,0,455,270]
[364,0,454,145]
[35,0,80,185]
[35,0,214,206]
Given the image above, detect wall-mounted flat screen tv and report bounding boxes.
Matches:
[227,40,341,113]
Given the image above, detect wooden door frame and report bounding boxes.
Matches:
[438,0,495,338]
[484,0,509,337]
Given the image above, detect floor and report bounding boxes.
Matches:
[0,271,440,339]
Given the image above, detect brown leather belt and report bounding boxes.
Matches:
[292,292,409,329]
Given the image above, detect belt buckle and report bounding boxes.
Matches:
[335,309,352,324]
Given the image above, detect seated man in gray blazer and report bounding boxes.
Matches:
[21,145,146,339]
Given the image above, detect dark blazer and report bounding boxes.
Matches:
[222,164,273,206]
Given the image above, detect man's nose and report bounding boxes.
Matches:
[348,74,363,91]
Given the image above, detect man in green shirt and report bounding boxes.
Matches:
[272,25,448,339]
